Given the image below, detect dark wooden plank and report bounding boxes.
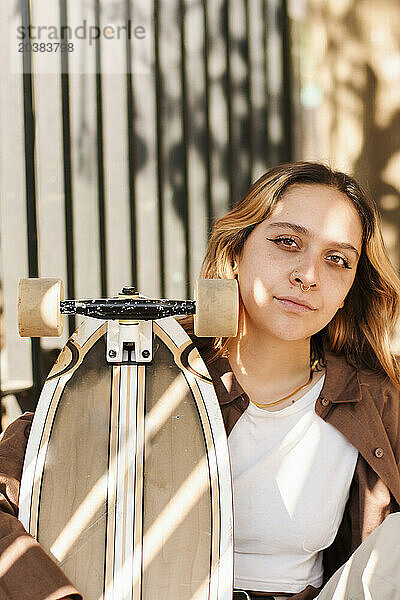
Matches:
[21,0,41,393]
[60,0,76,335]
[248,0,269,180]
[95,0,107,296]
[228,0,252,204]
[206,0,231,220]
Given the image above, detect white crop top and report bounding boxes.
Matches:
[228,375,358,593]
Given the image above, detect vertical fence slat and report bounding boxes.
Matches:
[158,0,187,298]
[126,0,137,288]
[248,0,269,180]
[245,0,253,184]
[223,0,234,209]
[95,0,107,296]
[266,0,285,164]
[179,0,190,297]
[281,0,293,161]
[22,0,42,394]
[0,0,32,392]
[68,0,101,309]
[31,0,68,354]
[21,2,39,282]
[133,0,161,298]
[202,0,213,231]
[229,0,252,204]
[185,0,209,286]
[20,0,40,398]
[60,0,76,335]
[154,1,166,297]
[207,0,231,220]
[100,0,131,296]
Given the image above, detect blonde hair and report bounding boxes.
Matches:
[195,161,400,387]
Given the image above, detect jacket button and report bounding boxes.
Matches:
[320,397,330,407]
[374,447,384,458]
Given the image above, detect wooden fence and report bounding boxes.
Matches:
[0,0,293,409]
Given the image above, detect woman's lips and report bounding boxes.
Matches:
[274,296,316,313]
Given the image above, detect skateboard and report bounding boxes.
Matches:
[17,278,239,600]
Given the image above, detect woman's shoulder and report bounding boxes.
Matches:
[322,342,400,414]
[357,365,400,413]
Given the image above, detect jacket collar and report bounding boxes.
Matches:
[205,342,363,406]
[320,345,362,404]
[206,356,245,405]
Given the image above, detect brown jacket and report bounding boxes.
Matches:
[0,412,81,600]
[0,346,399,599]
[204,345,400,599]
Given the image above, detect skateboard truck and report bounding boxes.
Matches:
[63,287,198,364]
[17,278,239,363]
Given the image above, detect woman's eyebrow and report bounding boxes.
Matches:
[267,221,360,258]
[268,221,309,236]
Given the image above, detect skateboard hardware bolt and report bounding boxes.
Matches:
[108,350,117,358]
[142,350,150,358]
[121,286,137,295]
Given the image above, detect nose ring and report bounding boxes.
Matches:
[300,282,311,292]
[290,271,312,292]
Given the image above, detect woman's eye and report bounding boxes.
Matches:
[267,236,299,248]
[327,255,352,269]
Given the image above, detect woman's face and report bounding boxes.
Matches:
[235,183,363,341]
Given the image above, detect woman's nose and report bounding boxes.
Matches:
[289,262,319,289]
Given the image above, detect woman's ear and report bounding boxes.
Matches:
[232,260,238,276]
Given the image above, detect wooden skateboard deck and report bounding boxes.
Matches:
[19,315,233,600]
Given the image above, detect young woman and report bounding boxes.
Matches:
[0,161,399,600]
[189,161,400,599]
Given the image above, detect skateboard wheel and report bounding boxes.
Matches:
[194,278,239,337]
[18,278,64,337]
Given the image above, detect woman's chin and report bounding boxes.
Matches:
[251,323,314,342]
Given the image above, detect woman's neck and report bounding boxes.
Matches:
[225,319,317,411]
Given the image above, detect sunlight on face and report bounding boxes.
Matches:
[236,183,363,342]
[253,277,268,306]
